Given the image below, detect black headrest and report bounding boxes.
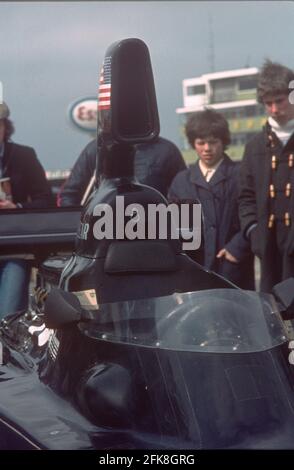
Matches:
[104,240,178,273]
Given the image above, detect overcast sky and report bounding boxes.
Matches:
[0,1,293,170]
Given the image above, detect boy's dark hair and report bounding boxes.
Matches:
[185,109,231,149]
[257,59,294,103]
[2,118,15,141]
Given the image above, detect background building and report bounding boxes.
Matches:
[176,67,266,162]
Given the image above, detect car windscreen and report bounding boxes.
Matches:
[78,289,288,353]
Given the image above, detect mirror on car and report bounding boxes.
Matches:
[44,288,89,329]
[272,278,294,320]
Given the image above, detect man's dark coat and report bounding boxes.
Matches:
[168,155,254,289]
[59,137,186,206]
[239,128,294,291]
[2,142,54,208]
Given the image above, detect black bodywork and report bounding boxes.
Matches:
[1,285,294,450]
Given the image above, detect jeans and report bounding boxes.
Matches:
[0,259,31,321]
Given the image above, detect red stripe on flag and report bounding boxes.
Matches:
[98,104,111,110]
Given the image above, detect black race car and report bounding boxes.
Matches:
[0,38,294,451]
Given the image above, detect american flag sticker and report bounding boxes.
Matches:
[98,56,112,111]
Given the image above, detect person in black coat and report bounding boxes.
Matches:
[168,109,254,290]
[239,60,294,292]
[0,102,54,319]
[58,136,186,206]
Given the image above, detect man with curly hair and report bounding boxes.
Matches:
[239,60,294,291]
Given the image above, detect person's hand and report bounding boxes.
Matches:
[216,248,239,263]
[0,199,17,209]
